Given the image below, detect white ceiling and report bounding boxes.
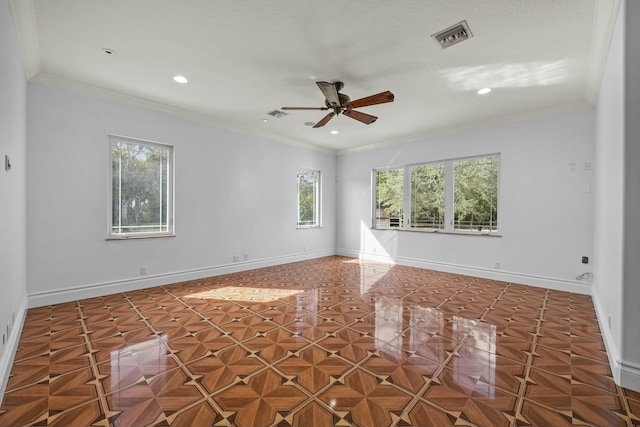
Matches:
[10,0,619,153]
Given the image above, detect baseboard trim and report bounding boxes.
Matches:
[592,293,640,392]
[29,249,592,308]
[335,249,592,294]
[592,292,623,384]
[28,250,335,308]
[0,295,28,404]
[620,360,640,391]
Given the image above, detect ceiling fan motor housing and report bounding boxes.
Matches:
[325,93,351,113]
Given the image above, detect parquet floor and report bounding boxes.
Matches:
[1,256,639,426]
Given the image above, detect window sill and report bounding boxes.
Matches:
[106,234,176,241]
[296,226,322,230]
[373,228,502,237]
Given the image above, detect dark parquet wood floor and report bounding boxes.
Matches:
[1,256,639,426]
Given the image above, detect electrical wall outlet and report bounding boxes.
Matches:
[140,266,148,276]
[233,255,240,262]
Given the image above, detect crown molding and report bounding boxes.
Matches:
[337,99,593,156]
[586,0,622,105]
[30,72,337,156]
[8,0,40,79]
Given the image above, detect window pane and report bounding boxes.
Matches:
[297,169,320,227]
[454,156,498,232]
[374,168,404,228]
[111,139,172,235]
[410,163,445,229]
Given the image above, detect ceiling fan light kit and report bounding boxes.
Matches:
[281,81,395,129]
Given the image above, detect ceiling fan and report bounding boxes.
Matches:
[281,81,394,128]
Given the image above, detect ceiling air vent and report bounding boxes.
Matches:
[432,20,473,49]
[267,110,288,118]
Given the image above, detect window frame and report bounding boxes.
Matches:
[108,135,175,240]
[372,153,500,235]
[452,154,500,233]
[409,161,446,231]
[296,168,322,229]
[372,166,405,229]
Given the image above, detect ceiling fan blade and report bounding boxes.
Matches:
[343,109,378,125]
[312,112,335,128]
[281,107,329,110]
[346,91,395,109]
[316,81,341,107]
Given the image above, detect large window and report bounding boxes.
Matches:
[373,154,499,233]
[110,136,174,238]
[297,169,321,228]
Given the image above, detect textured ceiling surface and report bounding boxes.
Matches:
[11,0,618,152]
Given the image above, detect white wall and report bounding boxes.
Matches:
[622,0,640,387]
[26,83,337,304]
[593,0,640,392]
[593,0,625,383]
[337,109,595,291]
[0,0,28,401]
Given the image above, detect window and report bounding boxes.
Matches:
[411,163,445,230]
[374,168,404,228]
[453,156,498,232]
[373,154,499,233]
[110,136,174,238]
[297,169,321,227]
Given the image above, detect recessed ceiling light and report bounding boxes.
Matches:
[477,87,492,95]
[263,119,269,123]
[330,130,339,135]
[304,122,315,127]
[173,75,188,84]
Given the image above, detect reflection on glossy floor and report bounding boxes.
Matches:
[1,256,639,427]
